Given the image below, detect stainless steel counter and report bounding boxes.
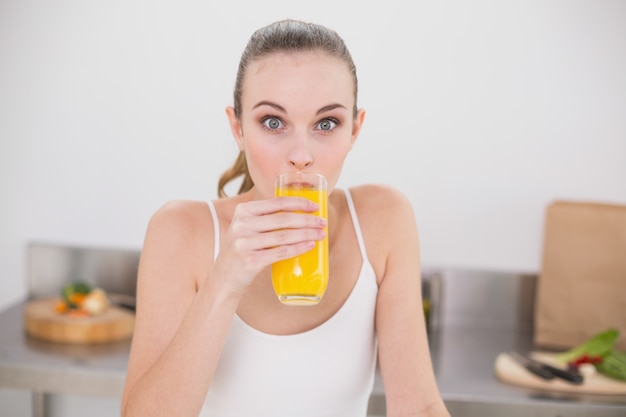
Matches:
[420,328,624,417]
[2,245,626,417]
[0,302,130,416]
[367,328,626,417]
[372,268,626,417]
[2,300,625,417]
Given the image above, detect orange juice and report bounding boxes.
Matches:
[272,176,328,305]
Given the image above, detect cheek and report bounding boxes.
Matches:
[241,139,282,193]
[245,138,279,165]
[244,143,264,167]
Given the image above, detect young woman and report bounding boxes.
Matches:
[121,19,450,417]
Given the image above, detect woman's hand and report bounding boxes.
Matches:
[211,196,327,297]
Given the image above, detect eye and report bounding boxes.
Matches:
[262,116,284,130]
[316,118,338,131]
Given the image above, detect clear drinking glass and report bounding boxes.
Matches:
[271,172,329,305]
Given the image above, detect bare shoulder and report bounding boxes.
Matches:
[141,200,215,282]
[346,184,418,282]
[348,183,415,223]
[148,199,213,234]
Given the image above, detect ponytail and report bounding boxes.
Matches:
[217,151,254,198]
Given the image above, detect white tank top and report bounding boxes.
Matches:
[200,189,378,417]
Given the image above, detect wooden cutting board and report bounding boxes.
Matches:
[494,351,626,395]
[24,298,135,344]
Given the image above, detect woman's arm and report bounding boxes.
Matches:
[121,201,241,417]
[369,187,450,417]
[121,196,326,417]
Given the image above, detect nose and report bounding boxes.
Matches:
[287,136,314,170]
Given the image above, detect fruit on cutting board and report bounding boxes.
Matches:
[54,281,110,317]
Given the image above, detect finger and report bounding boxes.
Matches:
[270,239,319,262]
[258,211,327,234]
[242,196,320,216]
[262,226,326,249]
[230,210,326,241]
[232,225,325,254]
[248,240,319,266]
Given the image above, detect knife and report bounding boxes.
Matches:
[510,351,584,385]
[510,351,556,380]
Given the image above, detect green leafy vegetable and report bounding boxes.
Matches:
[555,328,619,364]
[597,350,626,381]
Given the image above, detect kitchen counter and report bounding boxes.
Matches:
[2,300,625,417]
[370,326,626,417]
[4,248,626,417]
[0,302,130,398]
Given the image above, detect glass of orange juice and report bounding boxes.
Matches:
[271,172,329,306]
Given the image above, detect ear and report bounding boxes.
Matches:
[350,108,366,146]
[225,106,244,151]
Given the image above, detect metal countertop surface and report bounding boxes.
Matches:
[370,325,626,416]
[0,302,130,397]
[1,301,625,416]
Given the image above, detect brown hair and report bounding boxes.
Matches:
[217,19,358,198]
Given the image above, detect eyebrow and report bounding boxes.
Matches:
[252,101,286,113]
[315,103,347,115]
[252,101,347,115]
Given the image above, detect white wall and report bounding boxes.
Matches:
[2,0,626,310]
[1,1,625,413]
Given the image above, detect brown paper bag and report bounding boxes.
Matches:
[534,200,626,351]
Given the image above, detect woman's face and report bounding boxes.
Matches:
[227,51,365,199]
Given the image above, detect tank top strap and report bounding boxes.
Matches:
[344,188,370,265]
[207,200,220,262]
